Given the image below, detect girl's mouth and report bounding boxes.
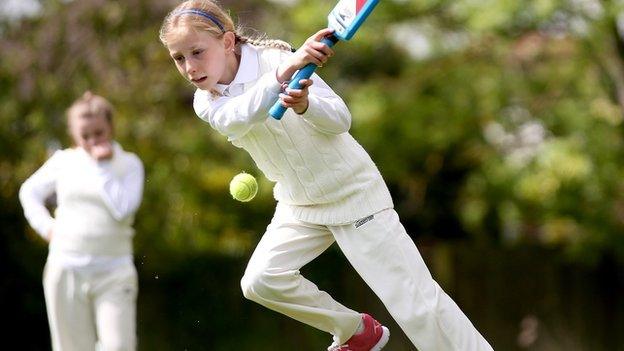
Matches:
[191,76,207,84]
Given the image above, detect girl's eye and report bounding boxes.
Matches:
[173,55,184,62]
[192,49,203,56]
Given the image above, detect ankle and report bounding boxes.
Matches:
[354,317,365,335]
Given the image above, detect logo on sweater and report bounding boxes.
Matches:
[354,215,374,228]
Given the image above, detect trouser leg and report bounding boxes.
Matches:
[43,261,97,351]
[330,209,494,351]
[241,206,361,343]
[92,263,138,351]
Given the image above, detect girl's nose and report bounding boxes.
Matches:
[185,61,197,74]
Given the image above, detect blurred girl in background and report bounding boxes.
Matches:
[19,91,144,351]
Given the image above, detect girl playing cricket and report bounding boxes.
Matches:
[160,1,494,350]
[19,92,144,351]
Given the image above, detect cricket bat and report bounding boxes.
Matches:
[268,0,380,119]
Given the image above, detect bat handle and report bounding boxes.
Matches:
[269,36,339,120]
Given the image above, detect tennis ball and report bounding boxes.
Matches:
[229,173,258,202]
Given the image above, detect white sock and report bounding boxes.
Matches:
[354,318,365,335]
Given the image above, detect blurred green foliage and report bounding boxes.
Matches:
[2,0,624,349]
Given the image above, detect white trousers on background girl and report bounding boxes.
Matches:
[241,206,494,350]
[43,260,138,351]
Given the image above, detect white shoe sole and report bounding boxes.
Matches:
[371,326,390,351]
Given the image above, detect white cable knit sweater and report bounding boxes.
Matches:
[19,142,144,257]
[193,44,393,225]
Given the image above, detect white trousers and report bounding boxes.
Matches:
[43,260,138,351]
[241,207,493,350]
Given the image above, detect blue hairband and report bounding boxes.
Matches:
[174,9,225,32]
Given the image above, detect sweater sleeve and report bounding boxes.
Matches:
[193,71,283,140]
[19,151,62,239]
[95,153,144,221]
[299,72,352,135]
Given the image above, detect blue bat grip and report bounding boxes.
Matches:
[269,36,338,119]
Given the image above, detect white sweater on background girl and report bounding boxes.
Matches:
[19,142,144,269]
[193,44,393,225]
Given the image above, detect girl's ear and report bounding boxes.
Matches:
[223,31,236,52]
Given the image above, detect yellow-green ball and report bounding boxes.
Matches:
[229,173,258,202]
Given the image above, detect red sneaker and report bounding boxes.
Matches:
[328,314,390,351]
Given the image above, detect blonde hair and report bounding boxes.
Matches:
[159,0,293,52]
[66,91,114,125]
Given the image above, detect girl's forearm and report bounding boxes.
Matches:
[276,56,299,83]
[95,158,144,221]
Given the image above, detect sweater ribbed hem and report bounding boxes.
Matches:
[50,231,133,257]
[281,178,394,225]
